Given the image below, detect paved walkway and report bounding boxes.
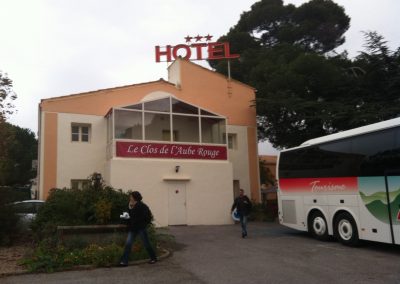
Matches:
[2,222,400,283]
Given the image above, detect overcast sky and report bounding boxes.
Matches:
[1,0,399,155]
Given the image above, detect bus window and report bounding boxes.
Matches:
[353,129,396,176]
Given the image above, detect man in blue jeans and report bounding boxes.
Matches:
[119,191,157,266]
[231,189,252,238]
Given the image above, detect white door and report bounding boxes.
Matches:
[168,181,187,225]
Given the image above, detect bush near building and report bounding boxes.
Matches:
[23,184,160,272]
[248,202,278,222]
[0,186,29,246]
[31,185,128,238]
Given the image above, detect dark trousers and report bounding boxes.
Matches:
[120,228,156,264]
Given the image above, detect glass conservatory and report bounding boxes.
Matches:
[106,95,228,159]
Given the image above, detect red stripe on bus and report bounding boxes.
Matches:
[279,177,358,193]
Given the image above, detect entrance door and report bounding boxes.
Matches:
[168,181,187,225]
[385,172,400,244]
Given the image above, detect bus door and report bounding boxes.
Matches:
[385,170,400,245]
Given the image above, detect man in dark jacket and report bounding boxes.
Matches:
[119,191,157,266]
[231,189,252,238]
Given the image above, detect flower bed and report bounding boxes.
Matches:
[21,224,160,273]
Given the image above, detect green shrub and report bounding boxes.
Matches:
[23,184,162,272]
[32,186,129,239]
[0,187,21,246]
[248,203,277,222]
[22,226,159,272]
[95,199,112,225]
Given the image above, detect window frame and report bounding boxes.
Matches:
[71,179,91,190]
[71,124,91,143]
[111,96,228,146]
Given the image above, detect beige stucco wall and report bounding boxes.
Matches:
[56,113,107,188]
[226,125,251,197]
[107,158,234,227]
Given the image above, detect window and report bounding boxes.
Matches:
[71,124,90,142]
[223,133,237,149]
[279,127,400,178]
[144,98,170,112]
[172,98,198,114]
[71,179,91,190]
[162,130,178,141]
[112,96,227,145]
[144,113,170,141]
[114,109,142,139]
[172,115,199,142]
[201,117,226,144]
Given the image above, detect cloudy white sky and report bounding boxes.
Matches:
[1,0,399,155]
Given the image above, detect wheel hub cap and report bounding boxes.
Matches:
[338,219,353,240]
[313,217,326,236]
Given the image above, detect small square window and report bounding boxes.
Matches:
[223,133,237,149]
[71,179,91,190]
[71,124,91,142]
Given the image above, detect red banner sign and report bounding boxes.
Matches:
[116,142,227,160]
[279,177,358,193]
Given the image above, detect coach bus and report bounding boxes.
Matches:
[277,117,400,245]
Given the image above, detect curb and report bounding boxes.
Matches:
[0,248,171,278]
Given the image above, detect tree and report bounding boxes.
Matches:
[0,123,38,186]
[0,71,17,120]
[345,32,400,126]
[210,0,400,148]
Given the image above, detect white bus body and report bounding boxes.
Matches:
[277,117,400,245]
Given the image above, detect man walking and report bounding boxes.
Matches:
[231,189,252,238]
[119,191,157,266]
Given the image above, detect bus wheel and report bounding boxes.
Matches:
[309,211,329,241]
[334,212,359,246]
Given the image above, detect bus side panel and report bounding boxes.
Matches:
[358,177,392,244]
[278,192,307,232]
[358,200,392,243]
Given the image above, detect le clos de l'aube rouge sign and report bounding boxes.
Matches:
[155,34,239,62]
[116,142,227,160]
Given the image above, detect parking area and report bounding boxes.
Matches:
[3,222,400,283]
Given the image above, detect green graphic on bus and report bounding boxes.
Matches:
[359,177,400,224]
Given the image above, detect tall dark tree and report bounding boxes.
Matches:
[210,0,400,148]
[0,123,37,186]
[0,71,17,183]
[0,71,36,185]
[344,32,400,126]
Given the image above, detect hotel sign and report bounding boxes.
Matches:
[116,141,227,160]
[155,34,239,62]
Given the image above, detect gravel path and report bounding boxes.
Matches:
[0,245,29,276]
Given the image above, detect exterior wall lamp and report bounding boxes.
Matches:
[175,166,180,173]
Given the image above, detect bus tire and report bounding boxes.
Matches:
[334,212,359,246]
[309,211,329,241]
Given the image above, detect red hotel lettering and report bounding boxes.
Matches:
[155,45,172,62]
[155,42,239,62]
[172,44,192,60]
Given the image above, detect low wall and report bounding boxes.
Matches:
[57,224,128,247]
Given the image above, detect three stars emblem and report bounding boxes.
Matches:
[184,34,213,43]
